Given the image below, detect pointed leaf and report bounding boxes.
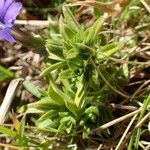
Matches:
[97,43,123,59]
[63,6,81,32]
[41,61,66,76]
[85,16,105,45]
[0,126,17,137]
[65,100,78,116]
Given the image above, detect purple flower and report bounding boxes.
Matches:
[0,0,22,42]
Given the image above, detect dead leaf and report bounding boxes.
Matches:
[68,0,117,16]
[0,78,23,124]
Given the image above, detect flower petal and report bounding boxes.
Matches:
[0,29,15,42]
[0,0,5,16]
[4,0,13,8]
[4,2,22,27]
[4,0,13,12]
[0,0,13,19]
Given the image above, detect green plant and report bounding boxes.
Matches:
[23,6,128,142]
[0,1,150,149]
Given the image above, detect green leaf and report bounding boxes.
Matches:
[37,127,58,134]
[0,65,14,82]
[123,62,129,78]
[59,15,67,39]
[36,97,63,111]
[46,39,64,57]
[41,61,66,76]
[37,119,54,129]
[38,88,48,97]
[23,80,42,98]
[17,115,26,139]
[134,95,150,149]
[97,43,122,59]
[85,16,105,45]
[67,57,83,71]
[0,126,17,137]
[36,111,60,129]
[50,78,72,102]
[83,126,90,139]
[63,6,81,32]
[85,106,99,116]
[60,116,76,133]
[48,86,65,105]
[59,69,74,79]
[37,110,58,125]
[15,115,29,146]
[66,48,79,59]
[64,100,78,116]
[75,83,87,107]
[64,26,77,40]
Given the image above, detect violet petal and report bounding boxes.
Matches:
[0,29,15,42]
[4,2,22,27]
[4,0,13,8]
[0,0,5,16]
[3,0,13,13]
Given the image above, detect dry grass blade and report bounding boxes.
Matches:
[130,80,150,101]
[15,20,57,28]
[0,143,20,150]
[115,114,138,150]
[92,108,141,133]
[0,78,24,124]
[134,111,150,129]
[67,1,117,16]
[140,0,150,14]
[119,111,150,150]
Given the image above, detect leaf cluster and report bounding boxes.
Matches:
[30,6,126,139]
